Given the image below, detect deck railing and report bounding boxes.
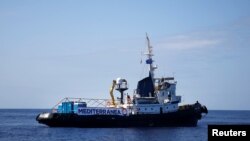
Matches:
[51,97,120,112]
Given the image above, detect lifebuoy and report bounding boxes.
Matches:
[122,108,127,115]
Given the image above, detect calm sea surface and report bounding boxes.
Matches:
[0,109,250,141]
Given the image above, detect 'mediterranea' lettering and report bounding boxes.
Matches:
[78,108,124,116]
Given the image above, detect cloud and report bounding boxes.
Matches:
[157,16,250,51]
[157,34,221,50]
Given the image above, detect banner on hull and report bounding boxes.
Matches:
[78,107,127,116]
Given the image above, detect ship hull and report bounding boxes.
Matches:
[36,106,207,127]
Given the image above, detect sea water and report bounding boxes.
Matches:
[0,109,250,141]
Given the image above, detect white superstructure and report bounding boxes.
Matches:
[107,34,182,115]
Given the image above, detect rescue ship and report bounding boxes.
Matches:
[36,34,208,127]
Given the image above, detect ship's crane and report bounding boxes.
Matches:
[109,78,128,106]
[109,80,116,106]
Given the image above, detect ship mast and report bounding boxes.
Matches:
[145,33,157,79]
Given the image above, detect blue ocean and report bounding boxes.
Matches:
[0,109,250,141]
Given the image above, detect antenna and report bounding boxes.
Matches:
[145,33,156,79]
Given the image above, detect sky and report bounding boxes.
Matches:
[0,0,250,110]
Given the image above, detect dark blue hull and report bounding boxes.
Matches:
[36,105,208,127]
